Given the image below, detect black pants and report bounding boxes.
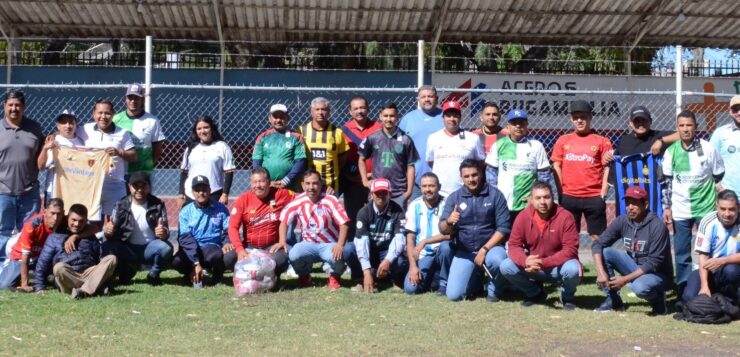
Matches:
[172,245,228,284]
[560,194,607,235]
[223,245,290,277]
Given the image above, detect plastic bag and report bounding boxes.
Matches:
[233,249,277,295]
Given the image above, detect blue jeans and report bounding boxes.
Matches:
[500,258,581,302]
[288,241,356,276]
[104,239,173,277]
[446,245,507,301]
[0,259,21,289]
[683,263,740,303]
[0,187,41,261]
[673,218,697,287]
[602,247,670,303]
[404,241,453,294]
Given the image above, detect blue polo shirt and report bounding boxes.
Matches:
[399,108,443,186]
[439,183,511,253]
[178,200,230,248]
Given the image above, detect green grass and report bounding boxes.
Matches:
[0,266,738,357]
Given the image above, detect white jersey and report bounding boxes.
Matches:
[663,139,724,220]
[404,196,446,259]
[709,123,740,192]
[181,141,236,199]
[695,211,739,258]
[485,136,550,211]
[80,122,135,183]
[425,130,484,196]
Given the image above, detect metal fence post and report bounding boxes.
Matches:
[145,35,152,113]
[675,45,683,116]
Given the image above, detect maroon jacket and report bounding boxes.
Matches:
[508,204,579,270]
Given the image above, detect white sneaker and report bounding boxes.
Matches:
[285,266,299,279]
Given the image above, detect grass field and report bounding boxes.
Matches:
[1,265,738,357]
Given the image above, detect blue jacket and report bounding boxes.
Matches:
[177,200,230,265]
[439,183,511,252]
[34,233,103,291]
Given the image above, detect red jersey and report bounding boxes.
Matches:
[472,127,509,155]
[279,194,350,243]
[551,132,613,197]
[9,213,54,260]
[228,187,294,250]
[342,119,382,174]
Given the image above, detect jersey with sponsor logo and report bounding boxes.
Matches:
[252,129,306,182]
[298,122,350,192]
[9,214,54,260]
[425,130,485,197]
[612,153,663,216]
[404,196,446,258]
[358,128,419,198]
[228,187,294,249]
[279,194,349,243]
[663,139,724,220]
[52,146,110,221]
[709,123,740,192]
[551,132,612,197]
[695,211,739,258]
[485,136,550,211]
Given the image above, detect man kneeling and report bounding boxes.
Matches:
[500,181,581,310]
[35,204,117,298]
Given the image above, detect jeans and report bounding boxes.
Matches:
[0,259,21,289]
[404,241,453,294]
[104,239,173,278]
[0,187,41,260]
[683,263,740,303]
[500,258,581,302]
[673,218,697,287]
[602,247,670,303]
[288,241,356,276]
[446,245,507,301]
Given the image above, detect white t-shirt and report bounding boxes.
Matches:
[425,130,484,196]
[44,135,85,194]
[485,136,550,211]
[181,141,236,199]
[80,122,136,183]
[127,201,156,246]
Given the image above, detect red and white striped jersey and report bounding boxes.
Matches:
[279,193,350,243]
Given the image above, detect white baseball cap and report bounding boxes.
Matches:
[269,104,288,114]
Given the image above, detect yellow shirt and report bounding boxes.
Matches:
[298,122,349,192]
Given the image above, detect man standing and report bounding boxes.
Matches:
[662,110,725,293]
[280,171,355,290]
[252,104,306,190]
[358,103,418,208]
[439,159,510,302]
[34,204,118,299]
[592,186,673,315]
[472,102,508,184]
[709,95,740,192]
[112,83,166,176]
[551,100,613,241]
[0,90,45,259]
[500,182,580,310]
[227,168,294,277]
[426,101,485,197]
[486,109,554,221]
[399,86,444,195]
[682,190,740,304]
[298,97,349,194]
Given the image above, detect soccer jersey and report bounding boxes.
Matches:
[695,212,739,258]
[298,122,350,192]
[52,147,110,221]
[80,122,135,184]
[342,119,382,175]
[8,214,53,260]
[358,128,419,197]
[472,127,509,155]
[228,187,295,250]
[112,111,166,174]
[663,139,724,220]
[612,153,663,216]
[551,132,613,197]
[709,123,740,192]
[252,129,306,182]
[485,136,550,211]
[399,108,444,186]
[44,135,85,195]
[425,130,485,196]
[404,196,446,258]
[279,194,349,243]
[180,141,236,199]
[178,200,230,248]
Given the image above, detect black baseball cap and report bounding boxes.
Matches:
[129,171,150,185]
[570,100,593,114]
[629,105,652,121]
[191,175,210,189]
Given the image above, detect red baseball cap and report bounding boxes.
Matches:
[370,178,391,193]
[624,186,647,201]
[442,100,462,114]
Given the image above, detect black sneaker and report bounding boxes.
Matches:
[71,287,88,300]
[119,269,137,285]
[436,286,447,296]
[521,289,547,307]
[648,293,668,316]
[147,272,162,286]
[594,295,625,312]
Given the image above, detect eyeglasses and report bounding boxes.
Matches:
[731,106,740,113]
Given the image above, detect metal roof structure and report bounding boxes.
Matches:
[0,0,738,48]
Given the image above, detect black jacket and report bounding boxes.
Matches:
[34,232,103,291]
[110,194,168,242]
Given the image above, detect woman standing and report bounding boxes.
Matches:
[178,116,235,206]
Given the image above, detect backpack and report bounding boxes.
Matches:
[673,293,740,324]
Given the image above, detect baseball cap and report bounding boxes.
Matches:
[370,178,391,193]
[507,109,528,121]
[55,109,78,122]
[125,83,145,97]
[441,100,462,114]
[730,95,740,108]
[623,186,648,201]
[570,100,593,114]
[629,105,652,121]
[270,104,288,114]
[129,171,151,185]
[191,175,210,189]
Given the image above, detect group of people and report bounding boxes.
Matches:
[0,84,737,316]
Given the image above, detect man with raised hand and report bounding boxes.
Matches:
[252,103,306,190]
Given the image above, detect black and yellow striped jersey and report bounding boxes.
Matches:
[298,121,349,192]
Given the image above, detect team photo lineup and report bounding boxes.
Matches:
[1,83,739,321]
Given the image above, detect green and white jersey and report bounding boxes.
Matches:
[663,139,724,220]
[112,111,166,174]
[485,136,550,211]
